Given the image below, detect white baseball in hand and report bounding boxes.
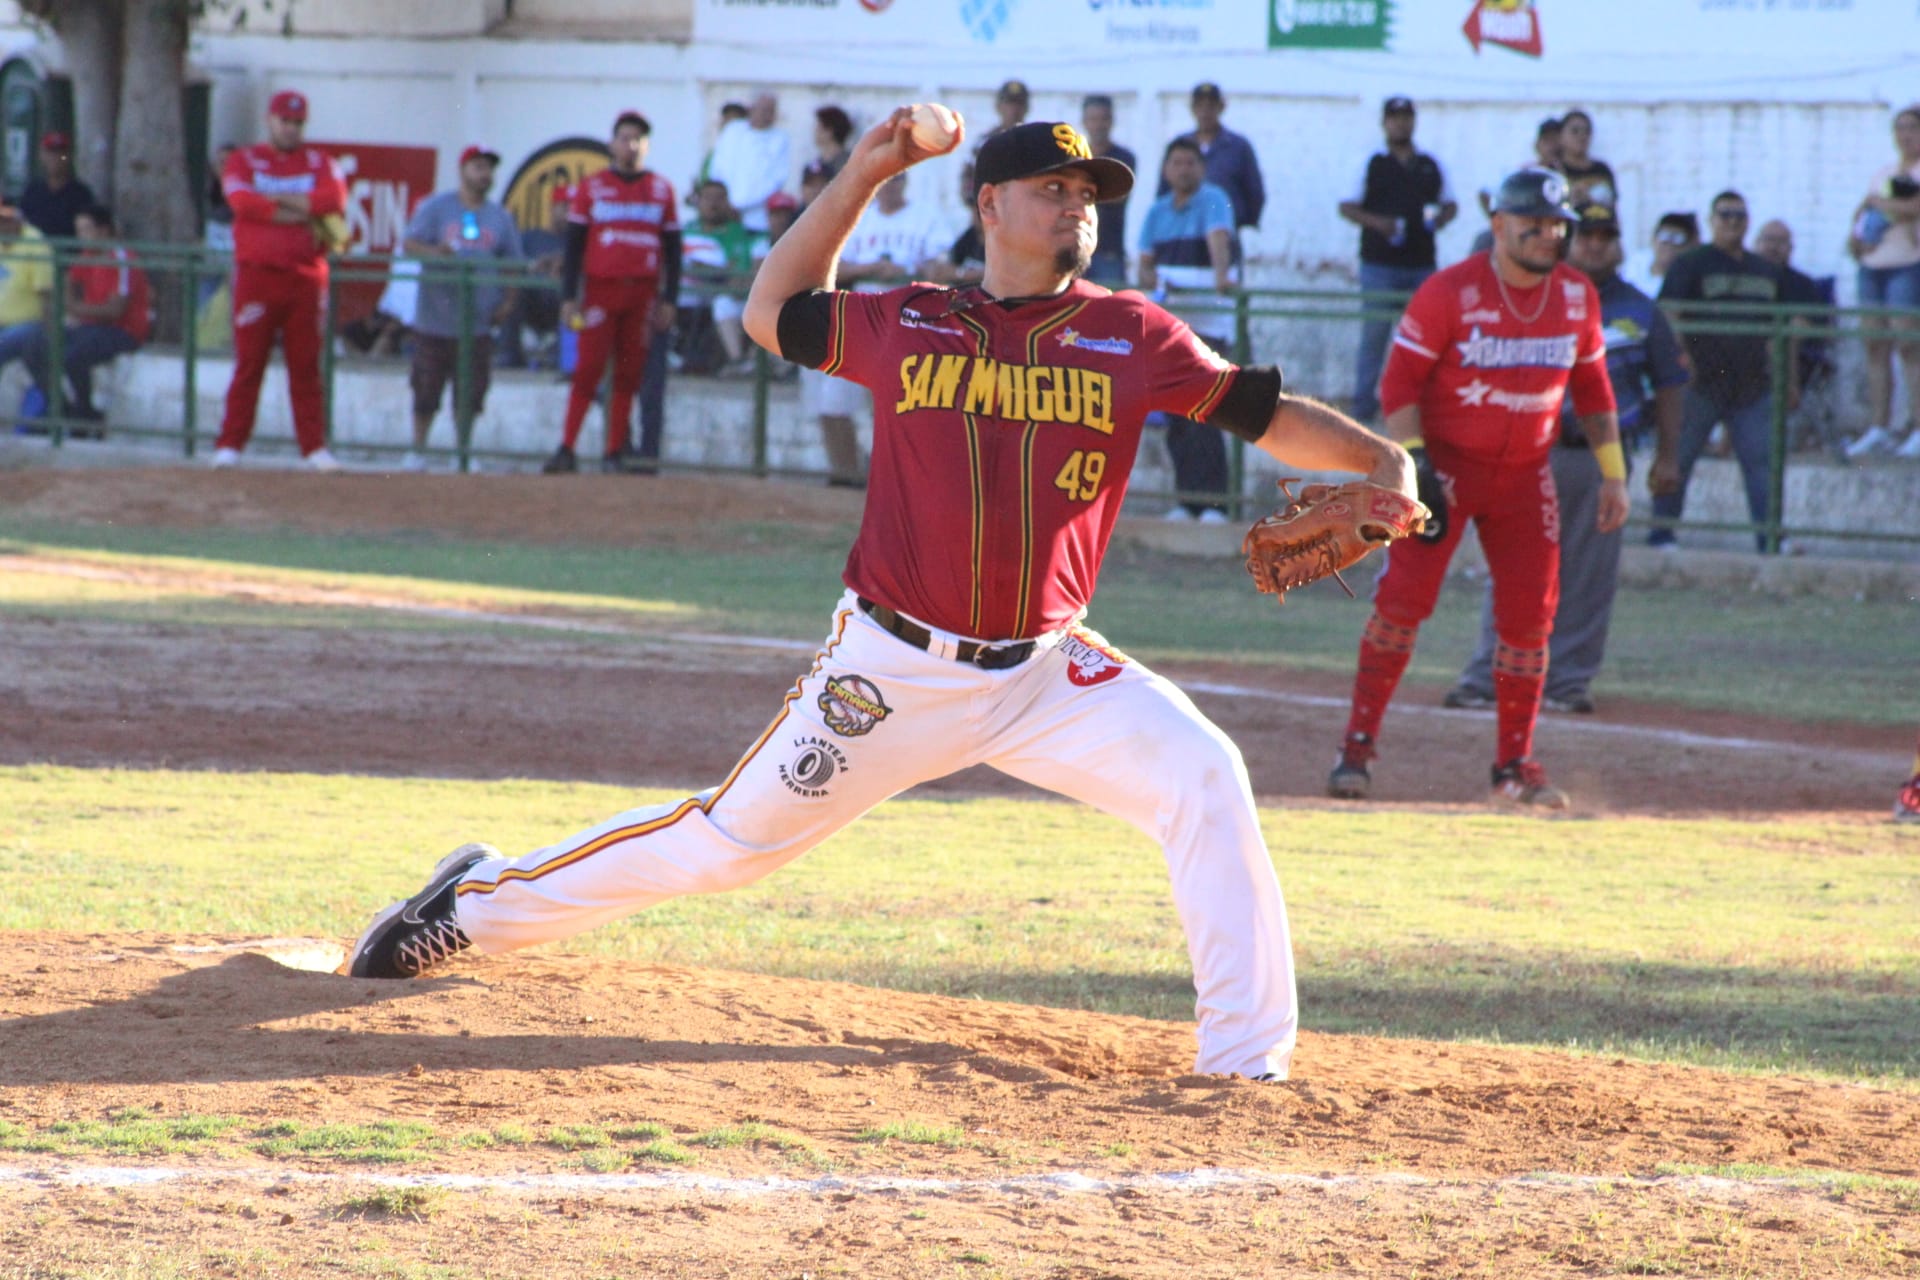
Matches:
[907,103,962,156]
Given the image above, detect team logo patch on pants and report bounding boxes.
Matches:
[780,736,847,797]
[819,674,891,737]
[1060,628,1128,688]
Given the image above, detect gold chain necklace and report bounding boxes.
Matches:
[1494,269,1550,324]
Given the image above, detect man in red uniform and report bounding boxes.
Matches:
[545,110,682,474]
[347,111,1416,1084]
[1328,168,1626,810]
[214,89,347,471]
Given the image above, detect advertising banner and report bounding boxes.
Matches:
[314,141,436,326]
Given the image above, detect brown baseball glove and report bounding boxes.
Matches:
[1242,479,1430,602]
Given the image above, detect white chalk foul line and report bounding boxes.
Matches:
[0,1161,1838,1202]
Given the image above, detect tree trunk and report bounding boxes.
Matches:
[113,0,195,245]
[43,0,124,199]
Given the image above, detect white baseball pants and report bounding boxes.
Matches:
[450,590,1297,1079]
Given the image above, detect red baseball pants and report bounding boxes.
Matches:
[218,264,328,457]
[562,276,657,457]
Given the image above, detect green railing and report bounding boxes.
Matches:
[6,239,1912,549]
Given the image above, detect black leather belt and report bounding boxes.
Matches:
[857,597,1038,670]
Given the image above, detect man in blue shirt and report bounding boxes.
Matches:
[1447,204,1687,714]
[399,145,525,470]
[1161,82,1265,237]
[1139,138,1238,521]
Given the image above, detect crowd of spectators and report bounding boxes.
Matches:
[11,86,1920,501]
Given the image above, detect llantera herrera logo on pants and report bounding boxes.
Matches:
[819,674,891,737]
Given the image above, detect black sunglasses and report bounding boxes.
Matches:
[1712,208,1748,220]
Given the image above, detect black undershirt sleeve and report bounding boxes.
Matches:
[658,229,683,304]
[776,289,837,369]
[560,223,587,302]
[1207,364,1284,443]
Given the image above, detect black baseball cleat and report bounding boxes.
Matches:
[1327,732,1374,800]
[541,445,577,474]
[347,843,496,979]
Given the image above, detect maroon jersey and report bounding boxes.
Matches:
[1381,254,1614,466]
[222,143,346,274]
[786,278,1250,640]
[569,168,680,282]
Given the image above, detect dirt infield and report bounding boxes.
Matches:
[2,468,1917,1277]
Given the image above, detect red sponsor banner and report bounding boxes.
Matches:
[1463,0,1543,58]
[313,141,438,327]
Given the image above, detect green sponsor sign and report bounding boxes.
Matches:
[1268,0,1393,49]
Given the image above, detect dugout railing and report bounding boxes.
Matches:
[7,240,1914,552]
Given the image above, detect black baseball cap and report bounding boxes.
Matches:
[973,120,1134,202]
[1383,95,1415,116]
[997,78,1030,102]
[1492,167,1577,221]
[1575,203,1620,236]
[1192,81,1224,102]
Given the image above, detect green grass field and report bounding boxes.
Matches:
[0,515,1906,723]
[2,515,1915,1091]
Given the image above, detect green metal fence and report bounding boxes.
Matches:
[6,238,1913,549]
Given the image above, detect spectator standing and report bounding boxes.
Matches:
[693,101,748,191]
[1651,190,1786,553]
[547,110,682,475]
[213,90,347,471]
[17,131,98,240]
[961,79,1032,201]
[1555,110,1617,207]
[20,204,148,436]
[1080,94,1136,287]
[811,106,854,185]
[1164,82,1265,236]
[1339,95,1456,423]
[804,169,949,486]
[1139,138,1237,521]
[1754,218,1842,458]
[1533,116,1564,170]
[1446,204,1686,717]
[704,93,791,234]
[399,144,524,471]
[1625,210,1698,296]
[1844,105,1920,460]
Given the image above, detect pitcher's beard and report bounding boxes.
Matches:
[1055,242,1092,277]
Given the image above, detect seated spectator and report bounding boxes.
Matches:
[500,183,570,369]
[1754,218,1841,458]
[19,131,98,240]
[1556,110,1618,207]
[924,206,985,287]
[0,202,53,376]
[20,204,148,436]
[754,190,799,260]
[799,160,832,212]
[677,178,757,374]
[339,259,416,357]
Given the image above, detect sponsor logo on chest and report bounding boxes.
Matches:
[251,172,317,195]
[1454,326,1578,369]
[894,354,1115,433]
[590,199,664,224]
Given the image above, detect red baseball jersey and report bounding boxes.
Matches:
[569,168,680,282]
[789,278,1246,640]
[74,247,151,344]
[1381,254,1614,465]
[222,143,346,273]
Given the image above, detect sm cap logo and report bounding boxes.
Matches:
[1052,124,1092,161]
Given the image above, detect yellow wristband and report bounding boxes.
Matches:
[1403,436,1423,451]
[1594,441,1627,481]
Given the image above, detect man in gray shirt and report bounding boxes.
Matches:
[400,145,524,470]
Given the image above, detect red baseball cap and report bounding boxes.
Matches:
[268,90,309,121]
[39,131,71,152]
[459,144,502,167]
[765,191,799,212]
